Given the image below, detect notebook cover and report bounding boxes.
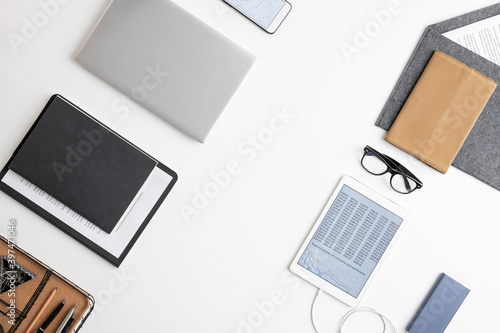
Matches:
[8,95,157,233]
[407,273,469,333]
[376,3,500,190]
[385,50,497,173]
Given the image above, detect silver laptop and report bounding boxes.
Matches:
[76,0,256,142]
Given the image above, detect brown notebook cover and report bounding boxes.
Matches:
[385,50,497,173]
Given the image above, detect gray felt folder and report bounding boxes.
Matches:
[376,3,500,191]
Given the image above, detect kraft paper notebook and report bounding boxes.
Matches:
[385,51,497,174]
[377,3,500,189]
[0,236,94,332]
[0,95,178,266]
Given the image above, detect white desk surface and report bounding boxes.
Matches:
[1,0,499,331]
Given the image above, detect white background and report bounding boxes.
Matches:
[1,0,499,332]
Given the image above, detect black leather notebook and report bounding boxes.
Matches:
[0,95,178,266]
[8,95,157,233]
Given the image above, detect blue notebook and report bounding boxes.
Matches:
[407,273,469,333]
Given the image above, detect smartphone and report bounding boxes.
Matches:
[223,0,292,34]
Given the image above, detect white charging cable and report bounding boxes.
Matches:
[311,289,396,333]
[338,306,396,333]
[311,289,324,333]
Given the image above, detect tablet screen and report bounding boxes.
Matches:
[296,185,404,298]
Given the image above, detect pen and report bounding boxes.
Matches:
[35,298,66,333]
[55,304,76,333]
[60,314,75,333]
[25,288,58,333]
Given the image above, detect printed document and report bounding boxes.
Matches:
[443,14,500,65]
[2,167,172,257]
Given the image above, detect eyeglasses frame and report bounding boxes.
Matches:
[361,145,423,194]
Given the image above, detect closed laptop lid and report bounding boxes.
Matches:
[76,0,256,142]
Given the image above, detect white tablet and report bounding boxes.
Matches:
[290,176,410,306]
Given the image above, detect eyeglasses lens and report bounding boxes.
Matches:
[362,152,388,175]
[390,173,418,193]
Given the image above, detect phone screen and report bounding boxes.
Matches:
[225,0,286,29]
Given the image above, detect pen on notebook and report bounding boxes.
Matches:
[35,298,66,333]
[60,314,75,333]
[55,304,76,333]
[25,288,58,333]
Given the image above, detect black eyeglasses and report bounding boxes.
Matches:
[361,145,423,194]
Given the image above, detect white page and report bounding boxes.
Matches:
[2,167,173,258]
[443,14,500,65]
